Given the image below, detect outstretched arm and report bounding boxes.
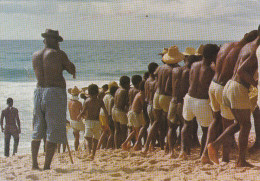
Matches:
[61,50,76,79]
[1,111,4,132]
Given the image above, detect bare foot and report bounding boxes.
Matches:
[236,160,254,167]
[201,155,213,165]
[141,146,149,155]
[207,143,219,164]
[88,155,95,160]
[178,151,187,160]
[133,143,142,151]
[122,142,129,151]
[32,165,40,170]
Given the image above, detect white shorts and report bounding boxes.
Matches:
[183,94,213,127]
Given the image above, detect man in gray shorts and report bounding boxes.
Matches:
[31,29,76,170]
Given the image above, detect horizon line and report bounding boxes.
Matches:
[0,39,233,41]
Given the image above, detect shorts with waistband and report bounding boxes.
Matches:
[209,80,234,120]
[112,107,128,125]
[32,87,67,144]
[183,94,213,127]
[168,100,184,125]
[71,120,85,132]
[84,119,101,140]
[127,110,146,128]
[153,92,171,112]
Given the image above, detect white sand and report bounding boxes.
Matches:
[1,139,260,181]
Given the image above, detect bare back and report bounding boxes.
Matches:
[1,107,19,126]
[171,66,183,102]
[233,39,259,88]
[155,64,178,96]
[214,42,236,85]
[32,48,75,88]
[84,97,103,120]
[145,76,157,104]
[131,92,145,113]
[68,100,83,121]
[188,61,215,99]
[129,87,140,109]
[114,87,129,112]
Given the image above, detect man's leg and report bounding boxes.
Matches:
[85,137,93,154]
[120,124,128,147]
[90,138,98,159]
[43,141,57,170]
[167,121,179,157]
[73,130,80,151]
[201,111,221,163]
[249,106,260,152]
[179,120,192,159]
[200,126,209,157]
[222,118,235,162]
[31,140,41,169]
[191,118,201,148]
[4,133,11,157]
[142,108,162,153]
[231,109,253,167]
[114,121,120,149]
[13,135,19,155]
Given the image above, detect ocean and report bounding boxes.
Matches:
[0,40,229,157]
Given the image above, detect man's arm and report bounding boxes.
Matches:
[1,111,4,132]
[237,54,258,87]
[60,51,76,79]
[16,109,21,134]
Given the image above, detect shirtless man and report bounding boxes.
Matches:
[133,62,159,151]
[201,30,258,164]
[179,44,220,159]
[207,28,260,167]
[112,76,130,148]
[142,46,184,153]
[31,29,76,170]
[1,98,21,157]
[167,55,199,157]
[68,86,84,151]
[77,84,109,159]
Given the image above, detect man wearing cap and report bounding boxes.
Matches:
[200,30,258,164]
[68,86,84,151]
[31,29,76,170]
[179,44,220,160]
[207,28,260,167]
[142,46,184,154]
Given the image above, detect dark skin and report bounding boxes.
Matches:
[202,31,258,164]
[31,36,76,170]
[142,63,179,154]
[208,36,260,167]
[77,93,108,159]
[113,84,130,148]
[68,96,83,151]
[180,57,215,159]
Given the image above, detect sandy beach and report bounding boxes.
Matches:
[1,134,260,181]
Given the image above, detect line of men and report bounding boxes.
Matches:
[66,27,260,168]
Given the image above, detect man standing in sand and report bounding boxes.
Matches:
[142,46,184,154]
[68,86,84,151]
[31,29,76,170]
[1,98,21,157]
[207,27,260,167]
[201,30,258,164]
[179,44,219,159]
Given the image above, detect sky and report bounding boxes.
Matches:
[0,0,260,40]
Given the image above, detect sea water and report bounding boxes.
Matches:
[0,40,229,157]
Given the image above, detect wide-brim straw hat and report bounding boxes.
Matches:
[183,47,196,56]
[41,29,63,42]
[158,48,168,55]
[68,86,81,96]
[195,44,204,55]
[106,81,119,93]
[162,46,184,64]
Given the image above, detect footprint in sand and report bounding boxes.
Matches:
[110,172,122,177]
[148,159,158,164]
[26,174,39,180]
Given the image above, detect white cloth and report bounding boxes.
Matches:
[100,94,113,116]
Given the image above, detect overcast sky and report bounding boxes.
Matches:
[0,0,259,40]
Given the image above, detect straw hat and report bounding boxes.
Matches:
[41,29,63,42]
[68,86,81,96]
[183,47,196,56]
[162,46,184,64]
[106,81,119,93]
[195,44,204,55]
[158,48,168,55]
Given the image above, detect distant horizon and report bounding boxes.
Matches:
[0,39,233,41]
